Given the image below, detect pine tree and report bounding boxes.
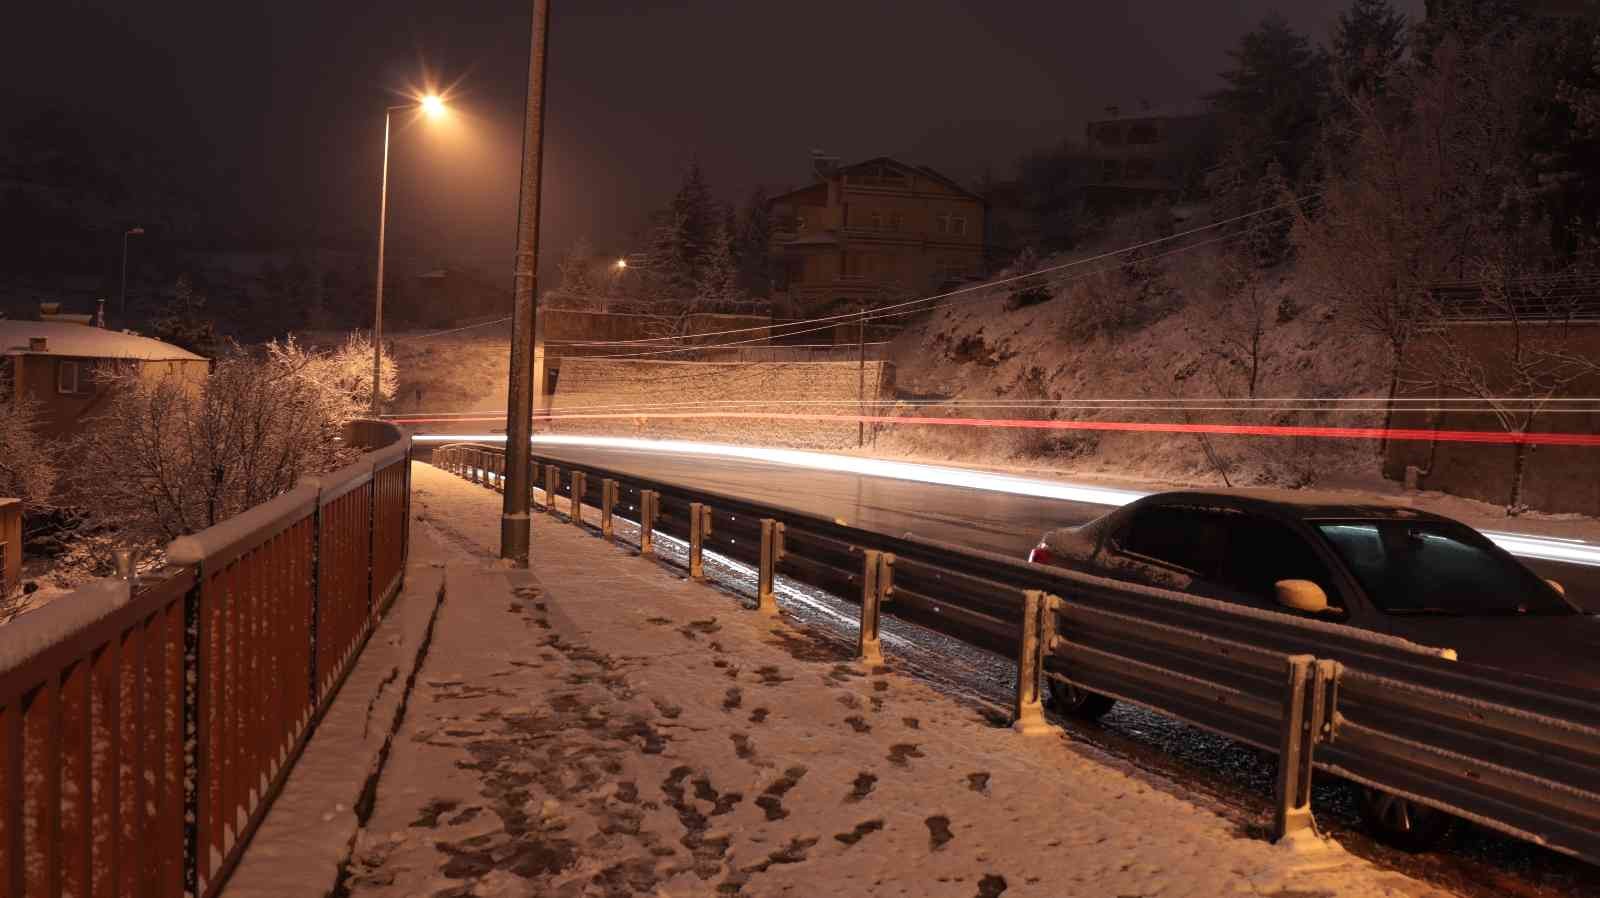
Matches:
[1332,0,1407,101]
[696,220,744,309]
[668,161,717,287]
[153,275,220,357]
[736,187,773,296]
[1209,15,1328,191]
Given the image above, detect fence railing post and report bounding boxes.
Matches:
[571,471,586,526]
[492,453,503,492]
[182,569,204,898]
[545,465,560,516]
[1274,655,1337,844]
[688,502,710,580]
[639,490,658,556]
[471,450,483,485]
[528,461,541,508]
[757,519,782,615]
[1013,590,1056,734]
[857,549,885,664]
[601,479,618,541]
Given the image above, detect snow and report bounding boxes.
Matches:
[166,485,318,566]
[0,578,129,672]
[0,319,207,361]
[303,463,1458,898]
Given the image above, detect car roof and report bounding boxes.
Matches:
[1132,489,1455,523]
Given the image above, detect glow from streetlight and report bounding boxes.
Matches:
[615,258,628,270]
[420,94,447,118]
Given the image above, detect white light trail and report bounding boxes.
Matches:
[414,434,1600,568]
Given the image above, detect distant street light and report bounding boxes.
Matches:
[372,93,449,415]
[120,226,144,316]
[615,258,627,270]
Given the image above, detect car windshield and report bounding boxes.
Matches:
[1315,520,1573,616]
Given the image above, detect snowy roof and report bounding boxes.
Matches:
[0,320,207,362]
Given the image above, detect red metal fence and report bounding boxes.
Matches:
[0,424,411,898]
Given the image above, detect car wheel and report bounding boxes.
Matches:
[1358,788,1454,852]
[1047,676,1115,721]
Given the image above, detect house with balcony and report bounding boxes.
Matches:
[766,157,986,319]
[1083,103,1215,209]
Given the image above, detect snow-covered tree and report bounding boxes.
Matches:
[153,274,220,357]
[265,331,398,425]
[736,187,773,296]
[696,220,744,309]
[74,346,352,543]
[0,368,57,512]
[556,236,601,300]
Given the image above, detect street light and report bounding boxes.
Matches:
[120,227,144,316]
[615,258,627,270]
[372,93,449,415]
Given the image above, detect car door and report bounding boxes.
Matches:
[1210,513,1352,622]
[1111,504,1235,596]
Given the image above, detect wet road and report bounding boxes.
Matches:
[518,441,1600,611]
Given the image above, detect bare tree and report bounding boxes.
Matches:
[1205,248,1274,399]
[266,332,398,426]
[73,347,355,545]
[1417,258,1593,514]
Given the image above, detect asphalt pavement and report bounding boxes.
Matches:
[505,441,1598,612]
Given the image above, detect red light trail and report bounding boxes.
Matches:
[384,411,1600,447]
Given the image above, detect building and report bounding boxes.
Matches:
[766,157,987,318]
[0,319,209,439]
[1082,103,1215,209]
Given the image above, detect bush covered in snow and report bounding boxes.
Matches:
[0,370,58,516]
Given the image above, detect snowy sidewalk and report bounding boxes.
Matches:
[327,462,1454,898]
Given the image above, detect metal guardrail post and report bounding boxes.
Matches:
[1274,655,1336,843]
[639,490,658,556]
[571,471,586,526]
[493,453,505,491]
[858,549,885,664]
[689,502,711,580]
[471,449,483,484]
[545,465,560,516]
[601,479,618,541]
[528,461,541,507]
[1013,591,1057,735]
[757,518,783,615]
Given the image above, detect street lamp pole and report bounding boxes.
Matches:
[373,109,393,416]
[372,95,447,416]
[120,227,144,317]
[501,0,553,566]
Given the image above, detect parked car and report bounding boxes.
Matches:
[1026,489,1596,850]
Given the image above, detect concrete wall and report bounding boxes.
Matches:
[1384,323,1600,514]
[548,358,894,450]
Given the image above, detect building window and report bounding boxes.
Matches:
[1095,124,1123,146]
[1126,123,1160,145]
[937,213,968,237]
[1124,157,1155,179]
[1101,159,1122,181]
[57,360,81,395]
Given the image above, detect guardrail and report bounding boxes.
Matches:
[432,441,1600,865]
[0,421,412,898]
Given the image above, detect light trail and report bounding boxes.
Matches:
[397,410,1600,446]
[416,433,1600,569]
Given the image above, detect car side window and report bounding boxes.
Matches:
[1214,516,1341,610]
[1119,506,1229,579]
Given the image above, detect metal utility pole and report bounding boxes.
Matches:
[501,0,552,566]
[857,306,867,448]
[373,110,392,416]
[120,227,144,317]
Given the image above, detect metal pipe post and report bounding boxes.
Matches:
[601,479,617,540]
[571,471,586,525]
[857,549,884,664]
[500,0,553,567]
[757,519,780,615]
[639,490,658,556]
[545,465,560,515]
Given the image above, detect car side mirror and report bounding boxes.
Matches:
[1546,579,1566,596]
[1275,579,1329,614]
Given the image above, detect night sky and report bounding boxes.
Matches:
[6,1,1423,283]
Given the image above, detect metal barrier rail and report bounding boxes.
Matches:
[0,421,412,898]
[428,442,1600,864]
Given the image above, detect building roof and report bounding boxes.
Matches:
[767,156,983,204]
[0,320,207,362]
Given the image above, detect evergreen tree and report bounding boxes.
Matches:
[1332,0,1408,101]
[696,219,743,308]
[668,161,717,286]
[1209,15,1328,191]
[736,187,773,296]
[153,275,220,357]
